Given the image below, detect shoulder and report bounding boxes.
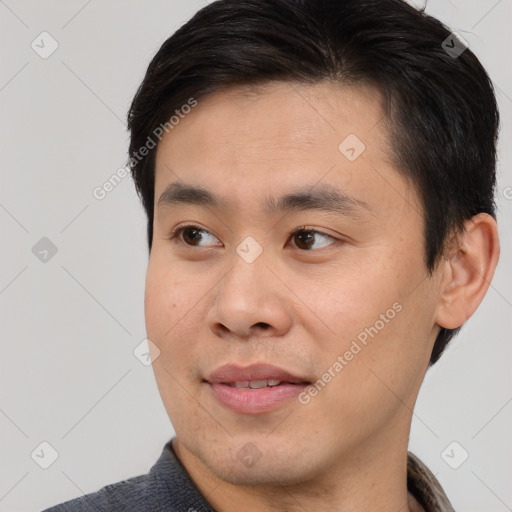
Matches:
[41,474,149,512]
[41,438,215,512]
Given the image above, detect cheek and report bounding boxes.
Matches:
[144,257,194,339]
[144,258,209,376]
[297,246,431,388]
[312,301,431,442]
[334,281,435,415]
[292,258,403,345]
[144,272,172,341]
[144,261,204,417]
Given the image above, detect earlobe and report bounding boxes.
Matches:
[435,213,500,330]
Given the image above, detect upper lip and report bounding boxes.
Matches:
[205,363,310,384]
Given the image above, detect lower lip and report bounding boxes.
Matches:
[207,382,308,414]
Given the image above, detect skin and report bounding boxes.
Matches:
[144,81,499,512]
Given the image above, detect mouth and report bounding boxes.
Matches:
[204,363,311,415]
[222,379,306,388]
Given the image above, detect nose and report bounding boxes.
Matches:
[206,249,293,340]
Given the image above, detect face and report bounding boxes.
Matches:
[145,81,443,487]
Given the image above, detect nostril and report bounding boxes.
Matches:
[254,322,270,329]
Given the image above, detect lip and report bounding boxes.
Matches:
[205,363,310,415]
[206,363,309,384]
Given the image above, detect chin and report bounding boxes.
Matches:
[200,445,317,488]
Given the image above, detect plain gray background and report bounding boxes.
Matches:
[1,1,511,511]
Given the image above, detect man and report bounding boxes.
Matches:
[44,0,500,510]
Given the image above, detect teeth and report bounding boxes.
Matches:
[230,379,283,388]
[248,379,268,389]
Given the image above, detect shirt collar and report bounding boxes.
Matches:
[407,452,455,512]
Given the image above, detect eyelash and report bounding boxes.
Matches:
[168,224,337,251]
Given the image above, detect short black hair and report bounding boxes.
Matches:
[127,0,499,366]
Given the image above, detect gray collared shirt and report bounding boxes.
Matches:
[42,438,455,511]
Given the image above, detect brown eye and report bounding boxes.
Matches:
[290,228,335,251]
[171,225,221,247]
[181,227,203,245]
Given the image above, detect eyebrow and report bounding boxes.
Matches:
[157,181,372,217]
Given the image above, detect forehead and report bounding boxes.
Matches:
[158,80,387,155]
[153,81,419,218]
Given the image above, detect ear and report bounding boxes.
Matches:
[435,213,500,329]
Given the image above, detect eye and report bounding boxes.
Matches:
[169,224,336,251]
[289,227,336,251]
[170,225,221,247]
